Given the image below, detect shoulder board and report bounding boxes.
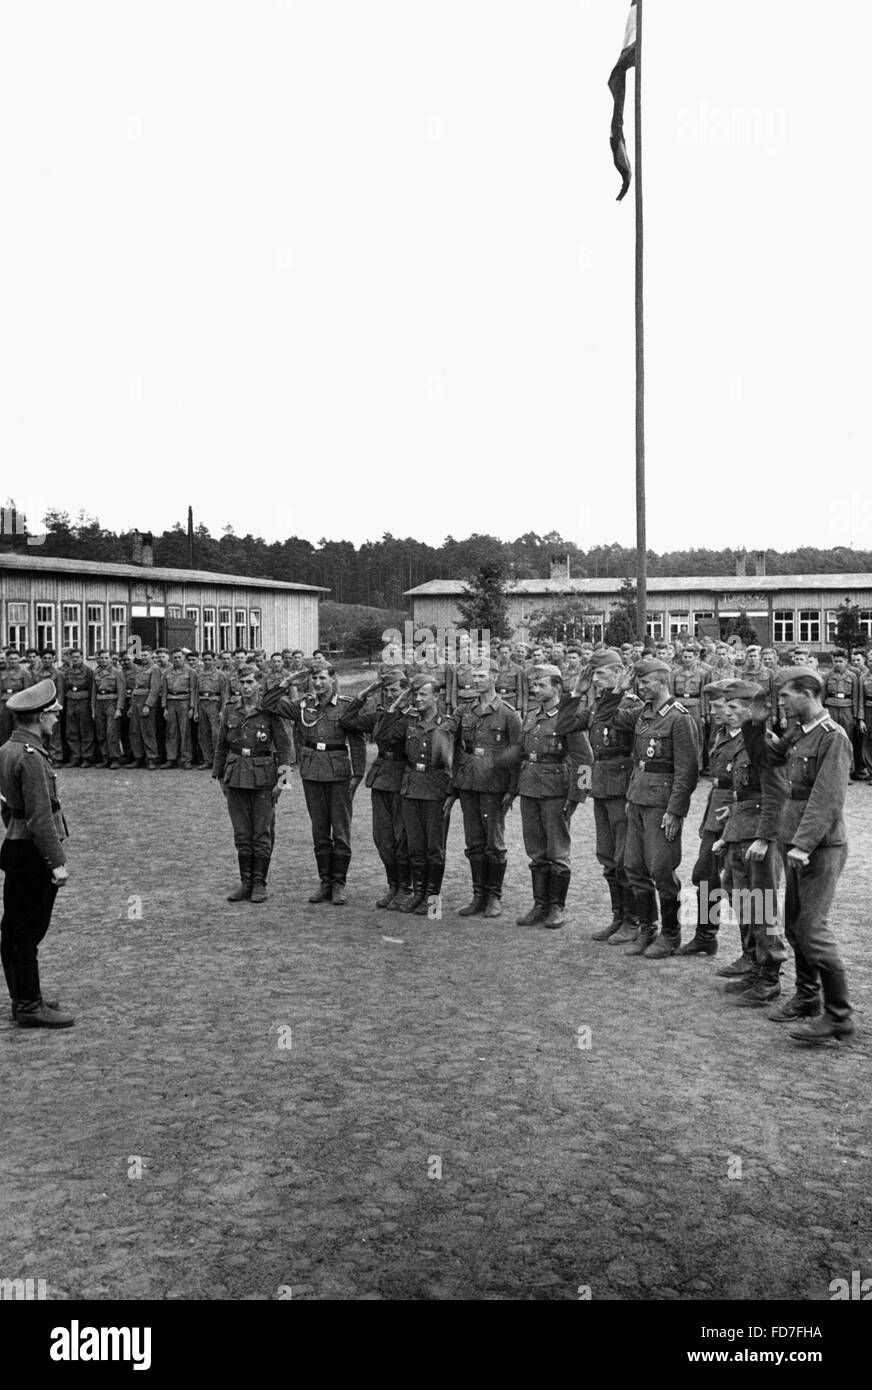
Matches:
[24,743,39,754]
[622,692,642,704]
[664,699,686,714]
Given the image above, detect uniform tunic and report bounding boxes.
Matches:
[445,693,521,868]
[617,697,699,904]
[212,699,291,857]
[0,666,34,746]
[58,665,96,763]
[0,730,68,1004]
[340,697,411,880]
[91,666,126,763]
[128,665,162,763]
[719,728,788,975]
[563,689,640,887]
[162,666,198,766]
[401,712,452,880]
[516,702,572,874]
[195,669,228,765]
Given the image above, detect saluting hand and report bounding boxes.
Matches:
[51,865,69,886]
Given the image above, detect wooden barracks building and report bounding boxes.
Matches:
[406,555,872,652]
[0,535,326,656]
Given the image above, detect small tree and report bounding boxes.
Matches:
[605,578,638,645]
[526,599,593,643]
[834,599,865,655]
[725,609,761,647]
[456,562,511,643]
[347,619,386,664]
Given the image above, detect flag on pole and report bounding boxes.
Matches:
[608,0,637,201]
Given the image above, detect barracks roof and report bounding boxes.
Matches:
[0,552,328,593]
[405,575,872,598]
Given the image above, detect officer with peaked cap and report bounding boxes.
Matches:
[0,679,74,1027]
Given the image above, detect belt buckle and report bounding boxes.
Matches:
[316,741,326,750]
[416,762,426,772]
[638,760,646,770]
[529,752,538,762]
[474,746,485,757]
[241,747,251,757]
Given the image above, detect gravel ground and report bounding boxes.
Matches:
[2,764,870,1301]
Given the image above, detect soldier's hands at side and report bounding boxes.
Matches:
[744,838,770,863]
[860,721,867,734]
[192,711,199,722]
[142,706,151,717]
[711,838,726,857]
[501,793,514,813]
[51,865,69,886]
[350,776,362,799]
[661,811,682,842]
[787,846,810,870]
[114,710,122,719]
[562,799,573,819]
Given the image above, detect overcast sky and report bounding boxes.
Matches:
[1,1,869,554]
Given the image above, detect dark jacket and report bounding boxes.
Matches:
[212,699,291,789]
[0,729,68,868]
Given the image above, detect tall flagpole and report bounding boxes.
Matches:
[634,0,646,642]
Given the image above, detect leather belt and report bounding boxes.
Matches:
[733,797,762,807]
[96,693,118,700]
[714,777,733,789]
[790,789,811,800]
[595,751,629,762]
[636,761,673,773]
[166,694,191,700]
[64,691,90,699]
[377,750,400,760]
[303,741,346,751]
[826,698,851,705]
[200,695,221,701]
[528,753,564,764]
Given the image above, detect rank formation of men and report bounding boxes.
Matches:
[0,636,865,1045]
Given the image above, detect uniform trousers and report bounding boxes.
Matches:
[723,841,786,977]
[459,791,506,866]
[164,701,192,765]
[691,829,723,934]
[371,789,408,873]
[197,701,222,765]
[66,699,96,762]
[520,796,571,873]
[592,796,628,886]
[302,780,353,860]
[225,787,275,857]
[624,802,682,903]
[94,701,123,762]
[402,798,445,873]
[0,840,59,1003]
[128,697,159,762]
[784,844,851,1022]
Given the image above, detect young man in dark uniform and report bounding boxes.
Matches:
[511,664,574,929]
[397,676,453,915]
[340,669,413,910]
[0,679,73,1027]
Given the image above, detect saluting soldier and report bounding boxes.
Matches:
[397,676,453,915]
[59,649,96,767]
[0,648,34,747]
[160,650,198,769]
[614,658,699,958]
[441,659,521,919]
[0,679,73,1027]
[558,650,641,943]
[742,667,854,1043]
[512,664,573,929]
[679,679,740,959]
[91,648,126,768]
[261,665,366,905]
[213,667,292,903]
[340,669,413,910]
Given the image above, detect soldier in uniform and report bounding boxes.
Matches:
[709,682,789,1008]
[160,650,198,769]
[212,668,292,902]
[742,667,854,1042]
[127,654,162,769]
[60,649,96,767]
[195,651,228,770]
[559,650,641,943]
[672,644,709,769]
[340,669,413,909]
[494,642,528,715]
[91,648,126,768]
[0,679,73,1027]
[397,676,453,915]
[679,678,739,958]
[614,658,699,958]
[118,653,138,763]
[441,661,521,919]
[261,665,366,905]
[511,664,573,929]
[823,650,865,778]
[852,651,872,776]
[0,648,34,747]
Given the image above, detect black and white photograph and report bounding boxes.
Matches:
[1,0,870,1351]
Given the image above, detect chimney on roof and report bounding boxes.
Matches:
[550,555,570,581]
[753,550,766,577]
[735,549,746,578]
[132,530,154,567]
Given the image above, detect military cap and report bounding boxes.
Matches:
[702,677,742,696]
[634,658,672,677]
[7,678,62,715]
[380,666,408,685]
[776,665,824,691]
[725,681,765,700]
[409,673,439,692]
[533,663,564,681]
[588,648,623,671]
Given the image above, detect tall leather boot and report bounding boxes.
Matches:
[458,855,487,916]
[227,850,254,902]
[609,883,640,945]
[481,859,507,919]
[645,896,682,958]
[516,867,550,925]
[678,881,719,955]
[250,854,270,903]
[625,889,658,955]
[415,863,444,916]
[788,967,855,1041]
[591,878,624,941]
[399,870,427,914]
[544,870,570,929]
[376,859,399,908]
[331,850,352,906]
[308,849,334,903]
[388,860,412,911]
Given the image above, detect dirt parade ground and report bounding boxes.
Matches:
[2,765,871,1303]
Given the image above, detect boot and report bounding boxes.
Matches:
[591,879,624,941]
[309,849,333,902]
[388,863,412,912]
[716,953,755,978]
[11,996,61,1021]
[399,871,427,914]
[724,965,760,994]
[516,867,550,925]
[788,1014,856,1043]
[625,889,658,956]
[481,859,507,919]
[376,878,399,909]
[331,850,351,906]
[644,898,682,958]
[544,870,570,929]
[458,855,487,916]
[608,884,640,945]
[415,864,444,916]
[768,994,822,1023]
[15,997,75,1028]
[734,970,781,1007]
[250,855,270,903]
[227,851,254,901]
